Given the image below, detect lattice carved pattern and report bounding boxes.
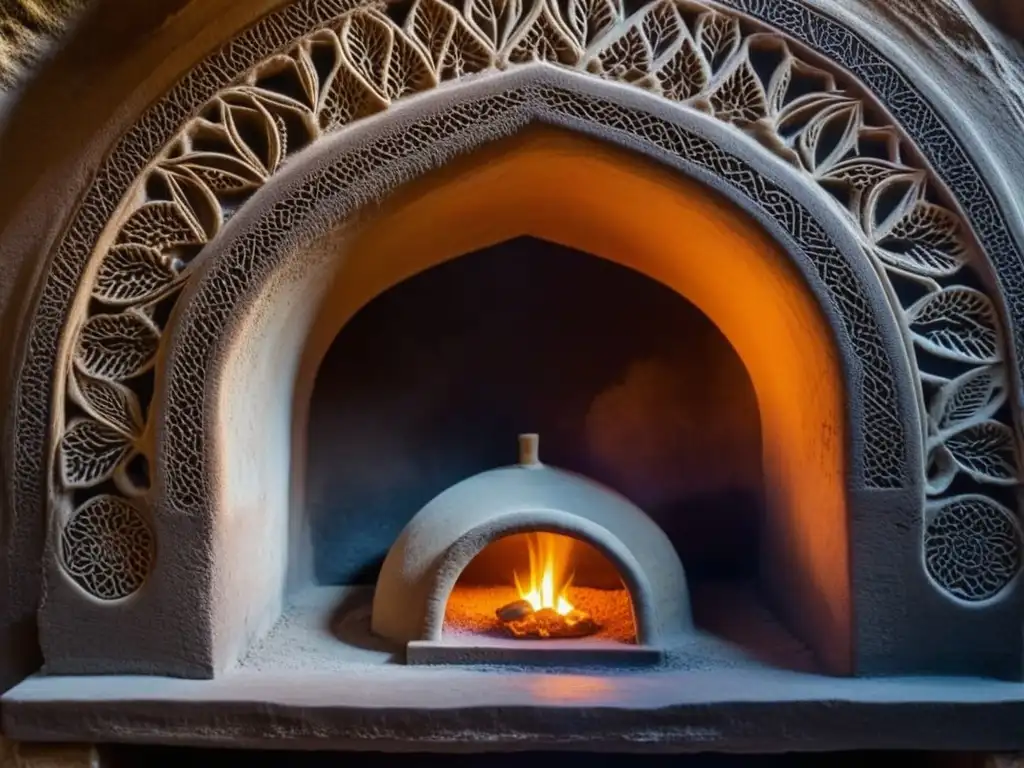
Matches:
[54,0,1022,603]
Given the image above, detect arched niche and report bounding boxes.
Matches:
[156,77,910,678]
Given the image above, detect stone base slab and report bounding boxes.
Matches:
[5,667,1024,753]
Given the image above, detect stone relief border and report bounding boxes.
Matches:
[10,0,1023,611]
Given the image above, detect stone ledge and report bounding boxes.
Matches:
[4,668,1024,753]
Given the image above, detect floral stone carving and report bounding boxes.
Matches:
[43,0,1023,603]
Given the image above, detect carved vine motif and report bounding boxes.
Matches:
[54,0,1021,602]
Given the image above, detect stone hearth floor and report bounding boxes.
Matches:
[4,584,1024,752]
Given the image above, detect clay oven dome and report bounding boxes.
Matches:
[371,435,692,646]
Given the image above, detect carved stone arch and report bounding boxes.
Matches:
[4,0,1023,679]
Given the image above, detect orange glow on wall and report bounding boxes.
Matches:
[295,126,850,673]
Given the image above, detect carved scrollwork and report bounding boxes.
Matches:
[60,496,155,601]
[51,0,1022,602]
[925,495,1022,602]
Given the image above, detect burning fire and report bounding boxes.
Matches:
[513,533,575,616]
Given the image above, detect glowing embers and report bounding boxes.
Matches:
[444,531,637,645]
[498,533,598,639]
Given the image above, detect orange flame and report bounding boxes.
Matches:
[514,533,575,616]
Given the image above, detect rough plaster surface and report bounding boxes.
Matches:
[2,0,1024,712]
[371,457,692,646]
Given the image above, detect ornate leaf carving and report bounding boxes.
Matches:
[443,17,496,76]
[563,0,621,50]
[944,421,1019,485]
[695,11,740,74]
[593,24,651,81]
[863,171,926,240]
[76,311,161,380]
[93,245,178,306]
[221,93,285,175]
[385,25,439,96]
[906,287,1001,364]
[59,418,134,489]
[463,0,523,51]
[651,37,707,101]
[319,55,385,130]
[640,1,685,60]
[797,98,861,173]
[165,169,222,241]
[816,157,909,214]
[929,365,1008,435]
[406,0,459,71]
[506,0,581,65]
[338,10,397,100]
[875,201,969,278]
[116,201,205,251]
[163,152,267,194]
[69,371,145,438]
[709,59,766,123]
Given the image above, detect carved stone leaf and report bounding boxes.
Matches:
[93,245,178,306]
[929,365,1008,435]
[164,169,222,242]
[709,59,767,123]
[76,311,161,380]
[816,157,909,214]
[944,421,1019,485]
[652,36,707,101]
[319,58,385,130]
[338,10,397,101]
[640,0,684,60]
[863,171,926,240]
[906,287,1001,364]
[252,53,319,110]
[386,27,439,97]
[443,18,496,76]
[294,47,322,109]
[797,98,861,174]
[874,201,968,278]
[593,24,651,81]
[406,0,459,71]
[695,11,740,74]
[563,0,621,50]
[163,152,267,194]
[221,95,284,175]
[764,54,792,116]
[506,0,581,65]
[70,371,144,438]
[59,417,133,489]
[116,201,205,251]
[464,0,523,51]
